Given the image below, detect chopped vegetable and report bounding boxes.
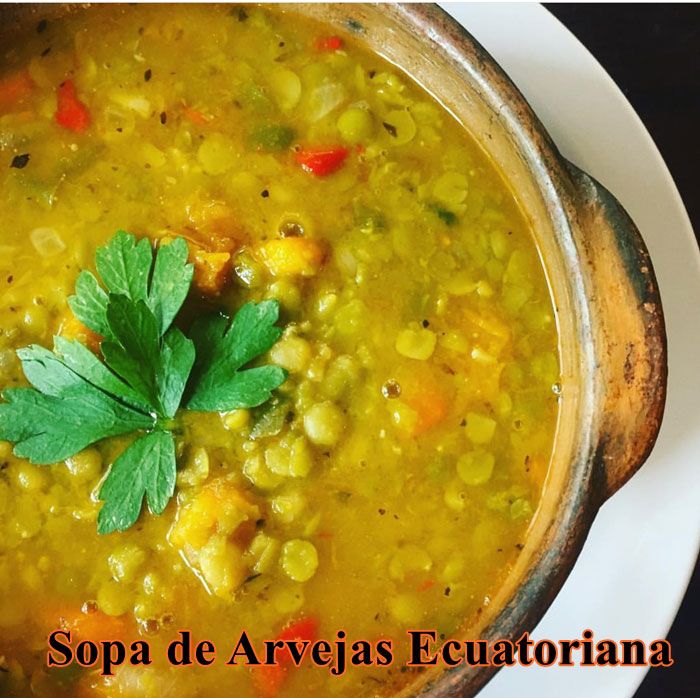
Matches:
[429,203,457,226]
[280,539,318,582]
[457,450,495,485]
[464,412,497,444]
[58,314,102,354]
[252,617,318,697]
[303,401,344,446]
[183,105,211,125]
[295,147,348,176]
[337,107,374,144]
[250,124,295,152]
[55,79,91,132]
[250,396,292,439]
[258,238,325,277]
[47,606,132,645]
[382,109,416,145]
[269,69,302,111]
[314,35,343,51]
[30,227,65,257]
[197,134,235,175]
[395,326,437,360]
[0,232,287,534]
[406,386,448,436]
[192,249,232,295]
[0,69,33,113]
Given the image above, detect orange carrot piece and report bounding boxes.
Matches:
[0,70,33,113]
[417,578,436,593]
[191,249,232,296]
[58,315,102,354]
[406,386,449,436]
[252,617,319,698]
[45,606,131,645]
[183,106,211,125]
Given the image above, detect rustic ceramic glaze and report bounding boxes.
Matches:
[0,4,667,697]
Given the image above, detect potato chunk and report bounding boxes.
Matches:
[171,478,259,549]
[170,478,260,598]
[258,238,325,277]
[191,249,232,296]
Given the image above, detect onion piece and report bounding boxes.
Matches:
[30,227,65,257]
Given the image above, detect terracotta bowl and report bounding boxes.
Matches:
[1,4,667,696]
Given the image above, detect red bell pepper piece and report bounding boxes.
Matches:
[55,79,90,133]
[252,616,319,698]
[295,147,349,176]
[315,35,343,51]
[183,105,211,125]
[276,616,318,646]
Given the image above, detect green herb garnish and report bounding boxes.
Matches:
[428,203,457,226]
[250,124,295,152]
[0,231,287,534]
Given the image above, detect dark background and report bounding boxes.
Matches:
[545,4,699,697]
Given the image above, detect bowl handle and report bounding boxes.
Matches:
[565,162,667,502]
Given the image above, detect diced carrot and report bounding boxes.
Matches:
[191,249,232,296]
[417,578,436,593]
[45,606,131,645]
[258,238,325,277]
[58,315,102,354]
[0,70,33,114]
[252,617,318,698]
[394,367,452,438]
[253,662,286,698]
[55,80,90,133]
[183,106,212,125]
[314,36,343,51]
[406,386,449,436]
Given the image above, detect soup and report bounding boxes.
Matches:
[0,5,559,696]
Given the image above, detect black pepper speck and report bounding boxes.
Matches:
[10,154,30,169]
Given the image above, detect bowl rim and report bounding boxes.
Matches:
[382,4,667,695]
[0,4,668,697]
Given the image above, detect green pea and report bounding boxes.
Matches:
[280,539,318,582]
[337,107,374,144]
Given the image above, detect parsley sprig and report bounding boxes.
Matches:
[0,231,287,534]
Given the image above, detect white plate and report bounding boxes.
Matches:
[439,3,700,697]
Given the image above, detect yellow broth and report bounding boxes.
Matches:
[0,5,559,696]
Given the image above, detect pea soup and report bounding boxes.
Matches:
[0,5,559,697]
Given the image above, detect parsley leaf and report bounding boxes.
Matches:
[95,230,153,302]
[156,326,196,419]
[0,232,286,535]
[147,237,193,335]
[0,357,154,464]
[69,269,111,337]
[101,294,195,418]
[186,301,287,411]
[101,295,162,410]
[53,336,150,412]
[97,430,176,534]
[69,232,193,339]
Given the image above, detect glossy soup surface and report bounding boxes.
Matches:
[0,5,559,696]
